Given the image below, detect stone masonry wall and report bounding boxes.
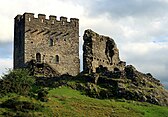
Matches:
[83,29,126,73]
[14,13,80,76]
[14,15,25,69]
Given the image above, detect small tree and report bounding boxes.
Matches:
[0,69,35,96]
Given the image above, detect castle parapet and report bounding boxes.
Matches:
[23,13,34,22]
[38,14,46,22]
[49,15,57,20]
[15,12,79,27]
[70,18,79,26]
[49,15,57,24]
[60,16,67,22]
[14,15,22,21]
[70,18,79,22]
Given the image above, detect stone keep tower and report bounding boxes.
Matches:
[83,29,126,73]
[14,13,80,76]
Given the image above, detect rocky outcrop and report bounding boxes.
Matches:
[36,66,168,106]
[81,29,168,106]
[74,66,168,106]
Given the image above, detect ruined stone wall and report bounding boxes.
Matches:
[14,13,80,76]
[83,29,126,73]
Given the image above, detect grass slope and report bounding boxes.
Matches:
[47,87,168,117]
[1,87,168,117]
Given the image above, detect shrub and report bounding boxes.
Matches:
[1,97,42,111]
[0,69,35,96]
[37,88,49,102]
[1,97,43,117]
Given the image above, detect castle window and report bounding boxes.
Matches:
[36,53,41,63]
[28,17,31,21]
[114,68,120,72]
[42,55,45,61]
[41,19,44,23]
[62,21,65,25]
[49,38,53,46]
[49,56,53,63]
[55,55,59,64]
[52,20,54,24]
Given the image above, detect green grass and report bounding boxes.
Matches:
[0,93,52,117]
[46,87,168,117]
[1,87,168,117]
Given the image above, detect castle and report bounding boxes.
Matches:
[83,29,126,73]
[13,13,168,106]
[14,13,79,76]
[14,13,125,76]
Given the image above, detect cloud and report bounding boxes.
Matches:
[74,0,168,42]
[0,41,13,58]
[0,58,13,78]
[120,42,168,81]
[85,0,168,19]
[0,41,13,78]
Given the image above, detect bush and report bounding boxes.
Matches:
[0,69,35,96]
[1,97,42,111]
[1,97,43,117]
[37,88,49,102]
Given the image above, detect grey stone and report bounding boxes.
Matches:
[14,13,80,76]
[83,29,126,73]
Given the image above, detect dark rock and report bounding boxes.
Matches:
[27,60,60,77]
[125,65,137,80]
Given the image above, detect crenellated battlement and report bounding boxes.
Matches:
[15,12,79,26]
[14,15,22,20]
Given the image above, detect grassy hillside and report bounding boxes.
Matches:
[0,69,168,117]
[1,86,168,117]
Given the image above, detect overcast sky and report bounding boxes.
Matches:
[0,0,168,88]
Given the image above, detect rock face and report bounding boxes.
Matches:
[83,29,126,73]
[27,60,60,77]
[73,66,168,106]
[82,29,168,106]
